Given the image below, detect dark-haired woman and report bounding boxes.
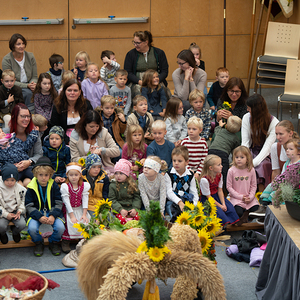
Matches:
[69,110,119,175]
[50,79,93,144]
[242,94,279,191]
[2,33,37,106]
[172,49,207,112]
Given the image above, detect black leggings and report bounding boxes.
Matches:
[234,205,259,218]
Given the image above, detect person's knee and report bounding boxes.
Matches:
[22,178,32,188]
[53,219,65,235]
[0,220,8,234]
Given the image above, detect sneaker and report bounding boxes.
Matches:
[61,240,71,254]
[49,242,61,256]
[0,233,8,244]
[256,217,265,225]
[249,206,267,217]
[34,242,44,257]
[12,232,21,243]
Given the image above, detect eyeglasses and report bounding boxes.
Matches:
[57,62,63,64]
[177,61,187,66]
[132,40,143,45]
[19,115,31,119]
[228,90,242,95]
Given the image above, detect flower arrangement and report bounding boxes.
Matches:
[137,201,171,262]
[221,101,232,111]
[175,197,222,262]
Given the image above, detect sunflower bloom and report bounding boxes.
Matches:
[94,198,112,216]
[78,158,85,167]
[192,214,206,227]
[82,231,90,239]
[73,223,83,231]
[161,246,171,254]
[99,224,105,230]
[208,197,217,217]
[198,229,212,254]
[184,202,195,211]
[196,201,204,214]
[147,246,165,262]
[175,211,192,225]
[137,241,148,253]
[204,217,222,236]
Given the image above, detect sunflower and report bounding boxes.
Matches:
[82,231,90,239]
[204,217,222,237]
[184,201,195,211]
[161,245,171,254]
[99,224,105,230]
[73,223,83,231]
[175,211,192,225]
[192,214,206,227]
[147,246,165,262]
[207,197,217,217]
[94,198,112,216]
[136,241,148,253]
[198,229,213,254]
[196,201,204,214]
[222,101,231,109]
[78,158,85,167]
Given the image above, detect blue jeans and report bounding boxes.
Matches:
[28,213,65,243]
[164,200,173,218]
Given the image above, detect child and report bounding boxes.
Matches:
[32,73,57,121]
[164,97,187,147]
[164,146,199,222]
[227,146,258,225]
[200,154,239,225]
[189,42,205,70]
[0,69,24,128]
[82,154,110,216]
[0,129,12,149]
[25,156,65,256]
[147,120,175,170]
[108,159,141,224]
[99,95,126,152]
[138,156,166,215]
[48,53,64,92]
[109,69,131,116]
[0,164,27,244]
[181,116,208,181]
[58,70,76,94]
[282,138,300,172]
[207,67,229,111]
[141,69,167,120]
[81,62,109,109]
[32,114,48,139]
[126,95,154,144]
[60,162,90,253]
[122,124,147,180]
[208,116,241,189]
[71,51,90,82]
[43,126,71,184]
[100,50,120,88]
[185,89,211,140]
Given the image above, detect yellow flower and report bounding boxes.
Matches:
[196,201,204,213]
[135,160,143,167]
[137,241,148,253]
[73,223,83,231]
[208,197,217,217]
[204,217,222,236]
[185,202,195,211]
[82,231,90,239]
[78,158,85,167]
[223,101,231,109]
[175,211,192,225]
[99,224,105,230]
[147,246,165,262]
[94,198,112,216]
[192,214,206,227]
[161,246,171,254]
[198,229,212,254]
[255,192,262,201]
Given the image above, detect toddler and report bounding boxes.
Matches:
[100,50,120,88]
[227,146,259,225]
[282,138,300,171]
[32,114,48,139]
[109,69,131,116]
[58,70,76,94]
[108,159,141,224]
[185,89,211,140]
[25,157,65,256]
[42,126,71,184]
[164,97,187,147]
[189,42,205,70]
[32,73,57,121]
[0,69,24,128]
[48,53,64,92]
[181,116,208,181]
[0,164,27,244]
[71,51,90,82]
[81,62,108,109]
[141,69,167,120]
[60,162,90,253]
[82,154,110,216]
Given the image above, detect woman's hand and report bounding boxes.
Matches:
[184,67,192,81]
[90,146,102,156]
[15,160,31,172]
[27,82,36,91]
[217,109,232,121]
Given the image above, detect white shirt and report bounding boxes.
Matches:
[15,55,27,83]
[270,142,288,170]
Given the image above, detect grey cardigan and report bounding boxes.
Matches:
[2,51,38,89]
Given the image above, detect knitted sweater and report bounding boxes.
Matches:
[165,115,187,143]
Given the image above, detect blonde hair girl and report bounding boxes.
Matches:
[200,154,239,225]
[72,51,90,82]
[189,42,205,70]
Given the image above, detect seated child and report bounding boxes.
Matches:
[138,156,166,215]
[147,120,175,171]
[71,51,90,82]
[60,162,90,253]
[48,53,64,92]
[58,70,76,94]
[0,164,27,244]
[0,128,13,149]
[0,69,24,128]
[82,154,110,216]
[100,50,120,89]
[207,67,229,111]
[200,154,239,225]
[181,116,208,181]
[32,114,48,139]
[25,157,65,256]
[185,89,211,140]
[108,159,141,224]
[126,95,154,144]
[109,69,131,116]
[208,117,241,189]
[164,146,199,222]
[42,126,71,184]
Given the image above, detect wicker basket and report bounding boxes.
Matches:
[0,268,48,300]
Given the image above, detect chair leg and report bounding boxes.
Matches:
[290,104,293,119]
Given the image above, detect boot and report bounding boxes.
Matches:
[236,210,250,226]
[61,239,71,253]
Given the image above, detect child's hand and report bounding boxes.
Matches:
[244,197,251,204]
[195,58,200,67]
[39,216,48,224]
[7,94,14,103]
[219,119,225,127]
[131,165,139,171]
[34,125,40,131]
[117,112,125,122]
[80,214,89,224]
[194,173,200,181]
[178,200,185,211]
[159,109,165,117]
[102,56,111,65]
[70,216,78,224]
[55,176,65,183]
[144,132,151,139]
[120,209,128,217]
[14,211,21,220]
[73,69,78,76]
[128,209,137,217]
[210,106,216,111]
[7,213,14,220]
[221,204,227,212]
[174,140,181,147]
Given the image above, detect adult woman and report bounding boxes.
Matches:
[69,110,119,174]
[172,49,207,112]
[216,77,248,122]
[4,103,42,186]
[124,31,169,97]
[241,94,279,191]
[50,79,93,144]
[2,33,37,106]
